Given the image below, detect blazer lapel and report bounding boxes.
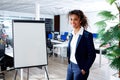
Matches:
[68,33,73,48]
[76,35,82,49]
[67,33,73,54]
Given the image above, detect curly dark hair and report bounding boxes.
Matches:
[68,10,88,29]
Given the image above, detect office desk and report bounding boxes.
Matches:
[94,42,101,67]
[52,40,104,66]
[53,41,68,62]
[51,39,64,44]
[94,41,107,67]
[5,47,13,57]
[0,46,13,73]
[52,39,106,67]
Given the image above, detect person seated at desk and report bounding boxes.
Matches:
[0,54,13,71]
[0,40,13,71]
[0,38,5,58]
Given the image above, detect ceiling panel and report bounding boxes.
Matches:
[0,0,117,15]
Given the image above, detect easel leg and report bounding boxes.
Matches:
[27,68,29,80]
[14,69,18,80]
[44,66,49,80]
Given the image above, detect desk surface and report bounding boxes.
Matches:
[52,39,106,50]
[53,41,68,48]
[5,46,13,57]
[51,39,64,44]
[94,41,108,50]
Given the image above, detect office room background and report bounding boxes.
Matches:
[0,0,119,80]
[0,10,101,38]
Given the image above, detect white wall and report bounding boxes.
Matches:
[85,11,101,33]
[0,10,54,19]
[60,11,101,34]
[0,10,54,39]
[60,15,71,34]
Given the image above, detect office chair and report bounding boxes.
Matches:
[47,39,53,57]
[47,47,53,57]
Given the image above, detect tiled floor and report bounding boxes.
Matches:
[3,54,120,80]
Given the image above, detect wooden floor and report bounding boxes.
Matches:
[2,54,120,80]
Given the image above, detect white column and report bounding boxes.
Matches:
[35,3,40,20]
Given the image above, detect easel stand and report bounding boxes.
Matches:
[14,66,49,80]
[0,72,5,80]
[44,66,49,80]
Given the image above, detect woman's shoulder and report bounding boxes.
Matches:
[83,30,92,37]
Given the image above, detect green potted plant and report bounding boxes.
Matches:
[95,0,120,78]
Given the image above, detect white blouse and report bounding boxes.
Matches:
[70,27,84,64]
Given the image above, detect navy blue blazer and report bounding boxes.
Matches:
[67,30,96,72]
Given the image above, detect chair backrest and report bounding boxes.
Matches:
[64,32,68,36]
[0,44,5,58]
[61,35,67,41]
[48,33,52,39]
[47,39,53,49]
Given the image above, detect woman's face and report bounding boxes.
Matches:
[69,14,81,29]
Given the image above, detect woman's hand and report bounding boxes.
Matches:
[81,69,86,75]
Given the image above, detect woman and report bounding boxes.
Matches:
[66,10,96,80]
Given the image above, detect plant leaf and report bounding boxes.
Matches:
[105,53,116,60]
[94,20,107,28]
[95,0,120,71]
[113,48,120,56]
[112,24,120,40]
[98,11,116,20]
[110,58,120,70]
[106,0,116,5]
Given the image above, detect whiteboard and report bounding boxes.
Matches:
[12,20,47,68]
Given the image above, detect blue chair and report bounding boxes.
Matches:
[64,32,68,36]
[93,33,98,38]
[48,34,52,39]
[61,35,67,41]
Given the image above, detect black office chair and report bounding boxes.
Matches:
[46,39,53,57]
[95,49,107,54]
